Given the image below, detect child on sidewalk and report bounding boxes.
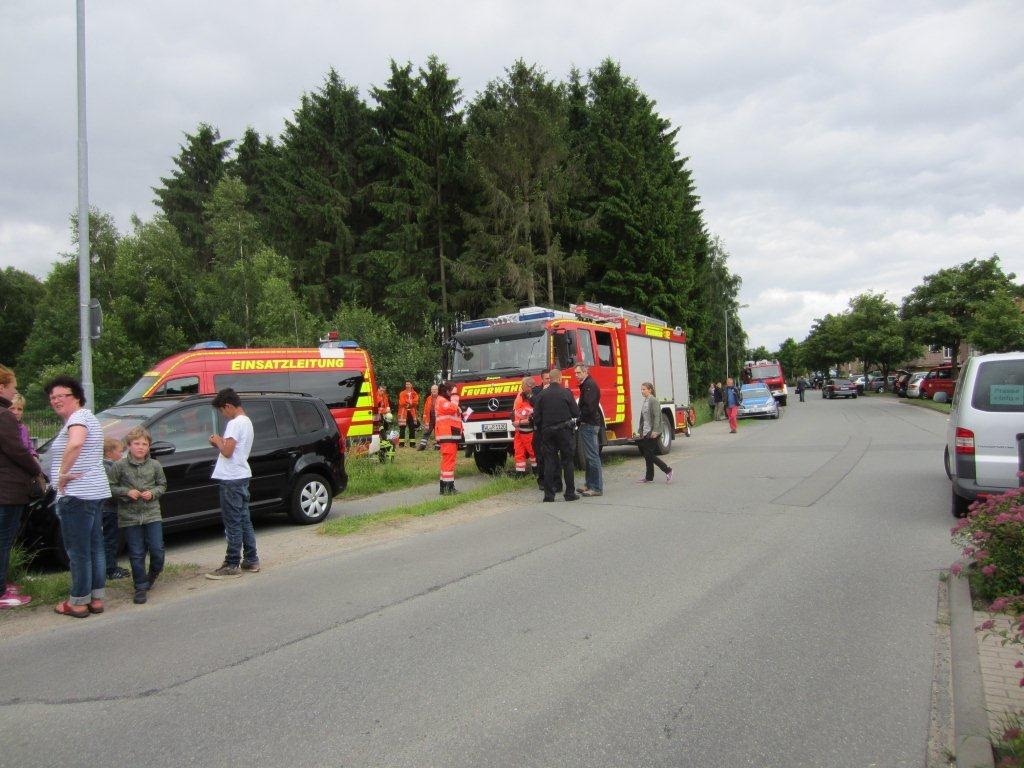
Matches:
[102,437,131,580]
[108,427,167,604]
[8,394,38,458]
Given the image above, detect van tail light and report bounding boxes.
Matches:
[955,427,975,455]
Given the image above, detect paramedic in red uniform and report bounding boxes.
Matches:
[396,381,419,448]
[434,383,462,495]
[512,376,538,478]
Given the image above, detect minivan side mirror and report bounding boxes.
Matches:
[150,441,176,457]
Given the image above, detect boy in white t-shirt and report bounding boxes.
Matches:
[205,389,259,580]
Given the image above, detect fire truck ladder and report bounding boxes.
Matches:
[574,301,668,328]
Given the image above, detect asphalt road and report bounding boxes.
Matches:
[0,394,957,768]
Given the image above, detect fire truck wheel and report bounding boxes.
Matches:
[473,447,507,475]
[655,413,673,455]
[288,473,334,524]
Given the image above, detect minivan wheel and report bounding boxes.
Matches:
[288,473,333,524]
[951,487,971,518]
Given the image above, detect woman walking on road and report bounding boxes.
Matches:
[633,382,672,484]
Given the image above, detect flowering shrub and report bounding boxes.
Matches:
[951,484,1024,601]
[951,482,1024,765]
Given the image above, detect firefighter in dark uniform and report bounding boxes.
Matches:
[533,368,580,502]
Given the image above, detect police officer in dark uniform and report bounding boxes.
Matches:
[533,368,580,502]
[530,370,552,490]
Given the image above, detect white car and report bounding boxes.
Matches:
[905,372,927,398]
[945,352,1024,516]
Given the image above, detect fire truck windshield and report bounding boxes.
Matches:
[451,331,548,380]
[749,364,782,380]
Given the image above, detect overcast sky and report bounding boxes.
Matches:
[2,0,1022,350]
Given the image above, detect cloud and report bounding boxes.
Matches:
[1,0,1022,352]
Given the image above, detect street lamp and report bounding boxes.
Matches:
[724,303,750,379]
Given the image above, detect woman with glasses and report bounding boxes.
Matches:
[45,376,111,618]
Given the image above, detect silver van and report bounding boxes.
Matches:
[945,351,1024,516]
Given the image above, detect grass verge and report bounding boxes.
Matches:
[345,449,478,497]
[900,396,951,415]
[322,475,521,537]
[4,550,200,610]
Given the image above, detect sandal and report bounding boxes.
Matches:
[87,599,104,614]
[54,600,89,618]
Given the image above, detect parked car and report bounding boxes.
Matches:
[894,371,923,397]
[738,383,780,419]
[919,363,956,400]
[945,352,1024,517]
[21,391,347,564]
[823,378,858,399]
[905,371,928,398]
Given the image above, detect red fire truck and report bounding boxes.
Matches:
[742,359,788,406]
[449,303,692,474]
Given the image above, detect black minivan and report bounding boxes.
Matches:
[23,391,346,563]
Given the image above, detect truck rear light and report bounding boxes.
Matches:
[955,427,975,455]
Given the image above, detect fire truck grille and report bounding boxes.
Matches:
[463,395,516,417]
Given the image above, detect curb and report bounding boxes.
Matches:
[949,564,995,768]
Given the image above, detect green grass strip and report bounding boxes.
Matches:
[322,475,521,537]
[901,397,951,415]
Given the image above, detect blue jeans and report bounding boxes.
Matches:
[0,504,24,587]
[123,522,165,589]
[580,423,603,493]
[57,496,106,605]
[102,499,120,574]
[219,479,257,567]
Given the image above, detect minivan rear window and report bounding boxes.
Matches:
[214,371,364,409]
[971,360,1024,412]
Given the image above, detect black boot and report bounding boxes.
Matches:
[446,481,459,495]
[440,480,447,496]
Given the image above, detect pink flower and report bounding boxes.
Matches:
[1015,660,1023,669]
[1005,727,1022,740]
[963,547,976,557]
[979,619,996,630]
[974,531,992,541]
[977,551,990,561]
[950,563,963,576]
[991,597,1009,611]
[981,565,997,577]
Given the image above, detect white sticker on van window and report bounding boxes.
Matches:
[990,385,1024,406]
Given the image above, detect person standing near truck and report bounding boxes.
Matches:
[396,381,419,448]
[417,383,439,451]
[534,368,580,503]
[434,383,462,495]
[512,376,538,479]
[575,364,603,497]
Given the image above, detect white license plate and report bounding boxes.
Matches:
[481,422,506,433]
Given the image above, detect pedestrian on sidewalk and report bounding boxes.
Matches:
[633,382,673,484]
[575,364,603,497]
[0,365,44,609]
[534,368,580,502]
[109,427,167,604]
[434,383,462,495]
[101,437,131,581]
[46,375,110,618]
[713,382,724,421]
[796,378,806,403]
[206,389,259,580]
[723,377,742,433]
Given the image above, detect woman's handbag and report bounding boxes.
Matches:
[27,474,47,499]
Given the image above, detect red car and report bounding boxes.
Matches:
[919,364,956,400]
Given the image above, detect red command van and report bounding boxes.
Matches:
[116,340,378,451]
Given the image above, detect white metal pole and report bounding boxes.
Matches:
[76,0,94,406]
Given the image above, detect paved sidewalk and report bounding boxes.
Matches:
[975,611,1024,733]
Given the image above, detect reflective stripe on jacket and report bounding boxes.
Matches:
[435,395,462,442]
